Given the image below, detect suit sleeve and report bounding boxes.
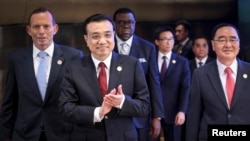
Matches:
[147,46,164,118]
[0,55,18,140]
[186,69,202,141]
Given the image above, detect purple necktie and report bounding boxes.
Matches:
[160,56,167,80]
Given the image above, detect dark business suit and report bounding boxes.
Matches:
[0,44,83,141]
[186,59,250,141]
[114,35,164,141]
[59,52,150,141]
[189,57,214,75]
[173,39,194,60]
[158,52,191,141]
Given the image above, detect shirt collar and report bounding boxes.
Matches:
[33,42,54,58]
[217,59,238,76]
[92,52,112,70]
[115,34,133,47]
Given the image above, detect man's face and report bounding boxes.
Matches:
[114,13,135,41]
[155,31,175,54]
[211,26,240,63]
[84,20,115,61]
[175,24,188,42]
[192,38,209,59]
[26,11,58,50]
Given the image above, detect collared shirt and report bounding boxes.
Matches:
[92,52,125,122]
[33,42,54,83]
[158,51,172,72]
[179,37,190,46]
[195,56,208,67]
[217,59,237,107]
[115,34,133,55]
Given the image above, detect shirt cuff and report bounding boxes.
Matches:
[94,107,104,122]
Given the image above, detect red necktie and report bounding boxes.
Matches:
[160,56,167,80]
[225,67,235,106]
[98,62,107,97]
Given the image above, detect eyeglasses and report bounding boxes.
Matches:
[116,20,135,26]
[159,38,174,42]
[213,38,239,45]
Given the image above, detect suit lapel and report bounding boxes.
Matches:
[83,56,103,104]
[44,45,64,102]
[207,61,228,109]
[129,36,139,57]
[230,60,248,109]
[22,47,43,101]
[108,52,121,92]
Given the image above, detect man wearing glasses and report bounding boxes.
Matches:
[113,7,164,141]
[186,23,250,141]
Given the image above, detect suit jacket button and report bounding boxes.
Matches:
[104,116,108,119]
[228,114,232,118]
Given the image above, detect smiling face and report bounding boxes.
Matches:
[211,26,240,65]
[84,20,115,61]
[26,11,58,51]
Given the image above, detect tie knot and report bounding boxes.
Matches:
[162,56,167,60]
[99,62,106,68]
[38,51,47,58]
[198,61,203,66]
[225,67,232,74]
[121,42,129,47]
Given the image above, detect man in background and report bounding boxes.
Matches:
[113,7,164,141]
[173,20,194,60]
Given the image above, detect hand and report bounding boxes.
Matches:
[150,117,161,138]
[99,89,115,117]
[175,111,185,125]
[104,84,124,107]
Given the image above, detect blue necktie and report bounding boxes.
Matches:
[37,51,47,100]
[198,61,203,67]
[160,56,167,80]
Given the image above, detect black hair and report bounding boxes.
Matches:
[211,23,240,39]
[82,13,115,35]
[113,7,136,21]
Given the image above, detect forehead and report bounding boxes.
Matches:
[195,38,207,44]
[86,20,113,34]
[160,31,174,37]
[115,13,135,20]
[175,24,184,30]
[30,12,53,23]
[215,26,238,38]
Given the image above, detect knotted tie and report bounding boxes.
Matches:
[225,67,235,107]
[120,43,129,55]
[98,62,107,97]
[37,51,47,100]
[198,61,203,67]
[160,56,167,80]
[176,44,183,54]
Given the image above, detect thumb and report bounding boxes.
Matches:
[117,84,123,95]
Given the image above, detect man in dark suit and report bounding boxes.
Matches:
[172,20,194,60]
[186,23,250,141]
[0,7,83,141]
[112,7,164,141]
[58,13,150,141]
[153,26,191,141]
[189,35,214,75]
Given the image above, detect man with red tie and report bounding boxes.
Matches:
[186,23,250,141]
[58,13,150,141]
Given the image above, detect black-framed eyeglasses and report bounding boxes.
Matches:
[159,38,174,42]
[116,20,135,26]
